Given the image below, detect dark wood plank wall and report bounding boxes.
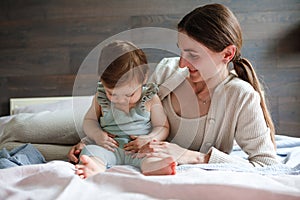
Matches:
[0,0,299,137]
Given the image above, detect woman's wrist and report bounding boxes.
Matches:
[185,150,210,164]
[202,152,210,163]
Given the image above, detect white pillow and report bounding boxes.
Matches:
[13,96,93,114]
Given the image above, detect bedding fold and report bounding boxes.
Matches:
[0,143,46,169]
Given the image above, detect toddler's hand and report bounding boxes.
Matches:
[94,132,118,152]
[123,135,152,153]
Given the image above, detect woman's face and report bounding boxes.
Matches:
[177,31,225,83]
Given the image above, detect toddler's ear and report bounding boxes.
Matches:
[143,72,149,84]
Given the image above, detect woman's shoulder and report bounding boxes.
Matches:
[148,57,188,100]
[226,72,256,94]
[223,73,260,102]
[148,57,188,85]
[155,57,180,71]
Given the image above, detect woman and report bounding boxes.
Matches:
[68,3,278,167]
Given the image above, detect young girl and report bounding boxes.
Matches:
[75,40,176,178]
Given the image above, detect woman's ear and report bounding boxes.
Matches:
[222,45,236,64]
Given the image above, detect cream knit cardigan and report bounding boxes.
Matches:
[149,57,278,167]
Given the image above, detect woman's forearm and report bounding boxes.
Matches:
[180,149,210,164]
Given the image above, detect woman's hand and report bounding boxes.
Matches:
[68,142,86,164]
[94,132,119,152]
[137,140,209,165]
[123,135,152,153]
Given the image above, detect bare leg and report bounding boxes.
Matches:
[141,157,177,176]
[75,155,106,179]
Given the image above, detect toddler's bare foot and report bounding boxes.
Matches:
[75,155,105,179]
[142,157,177,176]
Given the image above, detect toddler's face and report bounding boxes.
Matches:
[104,79,143,107]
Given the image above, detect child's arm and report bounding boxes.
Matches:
[146,94,170,141]
[124,94,169,152]
[83,94,118,151]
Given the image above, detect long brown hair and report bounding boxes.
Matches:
[98,40,149,88]
[178,4,276,147]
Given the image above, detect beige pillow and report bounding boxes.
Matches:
[0,109,88,161]
[0,110,84,145]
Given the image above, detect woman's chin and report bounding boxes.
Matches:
[188,74,204,83]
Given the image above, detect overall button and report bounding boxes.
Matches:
[208,118,215,124]
[205,142,212,147]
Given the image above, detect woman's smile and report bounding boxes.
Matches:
[188,68,199,74]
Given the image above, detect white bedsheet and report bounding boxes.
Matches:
[0,160,300,200]
[1,113,300,200]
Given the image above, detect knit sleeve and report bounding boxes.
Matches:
[209,90,278,167]
[208,147,251,166]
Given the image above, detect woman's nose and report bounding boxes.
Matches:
[179,57,191,68]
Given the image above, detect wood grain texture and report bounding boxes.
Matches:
[0,0,299,137]
[278,96,300,137]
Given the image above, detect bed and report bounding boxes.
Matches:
[0,96,300,200]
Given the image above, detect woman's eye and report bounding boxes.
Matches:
[189,54,199,59]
